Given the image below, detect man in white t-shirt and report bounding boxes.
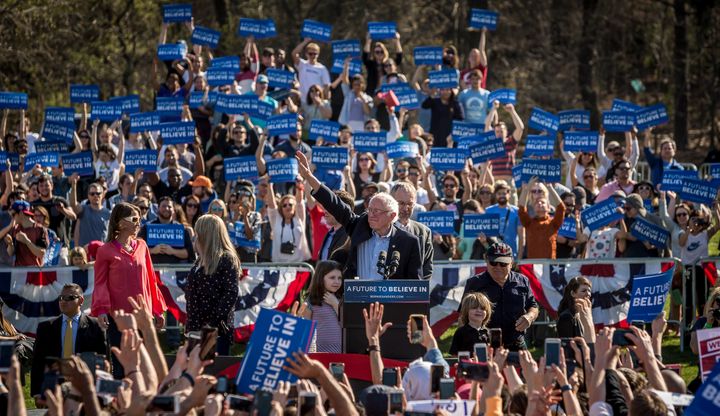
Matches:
[291,38,331,100]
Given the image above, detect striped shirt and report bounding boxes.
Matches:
[311,303,342,353]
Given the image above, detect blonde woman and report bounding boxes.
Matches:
[185,214,241,355]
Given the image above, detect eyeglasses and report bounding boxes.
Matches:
[367,207,391,216]
[445,50,455,55]
[358,158,370,162]
[79,135,90,139]
[583,175,594,179]
[607,147,619,152]
[374,50,384,55]
[409,172,419,177]
[616,166,630,171]
[210,206,224,212]
[488,261,509,267]
[88,192,101,197]
[59,295,81,302]
[396,169,408,174]
[233,130,246,135]
[479,190,492,195]
[138,206,149,211]
[307,52,318,56]
[187,204,199,208]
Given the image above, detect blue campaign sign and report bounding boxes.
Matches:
[413,46,443,66]
[679,178,719,206]
[611,98,642,113]
[308,120,341,142]
[417,211,456,235]
[0,153,19,172]
[191,26,220,48]
[458,131,494,150]
[130,112,160,133]
[353,131,386,153]
[109,95,141,115]
[429,148,468,171]
[630,217,670,249]
[710,163,720,179]
[266,114,298,136]
[686,362,720,416]
[146,223,186,247]
[470,136,506,163]
[206,66,236,87]
[44,106,72,125]
[558,110,591,131]
[463,214,501,237]
[124,149,158,173]
[160,121,196,145]
[210,56,240,72]
[469,8,499,31]
[0,92,28,110]
[155,97,184,118]
[563,131,599,152]
[70,85,100,104]
[368,22,397,40]
[257,101,275,120]
[24,152,59,171]
[188,92,205,109]
[394,88,420,110]
[602,111,635,132]
[581,198,624,231]
[521,159,562,183]
[344,280,430,303]
[386,141,419,159]
[330,58,362,75]
[237,18,276,38]
[234,221,261,249]
[236,309,315,394]
[524,134,555,157]
[224,155,258,181]
[452,121,485,138]
[626,267,674,322]
[661,170,698,192]
[42,122,75,143]
[61,152,94,176]
[635,103,669,130]
[215,94,256,115]
[487,88,516,105]
[163,3,192,23]
[301,19,332,42]
[528,107,560,134]
[267,158,298,183]
[558,217,577,239]
[157,43,187,61]
[332,40,361,59]
[266,69,295,90]
[35,141,69,154]
[312,147,348,170]
[90,101,122,122]
[512,163,523,188]
[428,69,459,89]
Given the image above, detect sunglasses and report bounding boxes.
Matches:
[358,157,370,162]
[583,175,594,179]
[187,203,199,208]
[396,169,408,174]
[374,50,384,55]
[531,189,544,194]
[444,183,457,188]
[88,192,101,197]
[638,186,652,191]
[307,52,318,56]
[607,147,619,152]
[123,216,140,224]
[616,166,630,171]
[282,203,295,208]
[138,206,149,211]
[210,206,224,212]
[59,294,81,302]
[676,212,688,217]
[488,260,509,267]
[479,190,492,195]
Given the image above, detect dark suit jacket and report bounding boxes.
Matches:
[31,313,107,395]
[313,185,422,280]
[320,226,349,261]
[403,220,434,280]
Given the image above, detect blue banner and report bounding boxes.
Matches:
[428,69,459,89]
[224,155,258,181]
[353,131,386,153]
[470,136,506,163]
[191,26,220,48]
[266,69,295,90]
[413,46,443,66]
[301,19,332,42]
[24,152,59,171]
[581,198,624,231]
[90,101,122,122]
[611,98,642,113]
[162,3,192,23]
[157,43,187,61]
[210,56,240,71]
[61,152,94,176]
[124,149,158,173]
[661,170,698,192]
[367,22,397,40]
[0,152,19,172]
[236,18,276,39]
[35,141,69,154]
[160,121,196,145]
[42,122,75,143]
[155,97,184,118]
[528,107,560,134]
[521,159,562,183]
[469,9,499,31]
[130,112,160,133]
[215,94,256,116]
[679,178,719,206]
[308,120,341,142]
[630,217,670,249]
[70,85,100,104]
[626,267,673,322]
[188,92,205,109]
[0,92,28,110]
[311,147,348,170]
[146,223,185,247]
[524,134,555,157]
[43,239,62,267]
[602,111,635,132]
[108,95,141,115]
[512,163,523,188]
[386,141,419,159]
[344,280,430,303]
[267,158,298,183]
[452,121,485,138]
[331,39,361,59]
[487,88,516,105]
[417,211,456,235]
[558,217,577,239]
[233,220,261,249]
[463,214,501,237]
[266,114,298,136]
[235,309,315,394]
[686,362,720,416]
[330,58,362,75]
[635,103,669,130]
[393,87,420,110]
[563,131,599,152]
[206,66,236,87]
[710,163,720,180]
[558,110,590,131]
[429,148,468,171]
[457,134,485,150]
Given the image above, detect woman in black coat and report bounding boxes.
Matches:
[556,276,595,342]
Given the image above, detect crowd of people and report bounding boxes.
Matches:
[0,7,718,416]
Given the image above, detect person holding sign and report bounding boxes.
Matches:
[680,205,720,318]
[484,101,524,180]
[457,69,489,123]
[595,158,636,203]
[300,84,332,133]
[421,86,463,148]
[91,119,125,193]
[265,183,311,263]
[363,32,403,94]
[338,59,374,132]
[68,178,111,247]
[291,38,331,100]
[642,129,685,187]
[460,29,488,89]
[138,196,195,264]
[621,193,663,259]
[518,177,566,259]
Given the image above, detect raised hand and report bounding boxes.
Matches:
[363,302,392,342]
[284,351,325,380]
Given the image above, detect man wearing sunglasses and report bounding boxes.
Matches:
[5,200,48,267]
[69,177,111,247]
[596,158,636,203]
[459,242,539,351]
[291,38,331,101]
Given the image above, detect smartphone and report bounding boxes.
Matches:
[389,390,404,413]
[226,394,253,411]
[79,352,102,377]
[612,329,633,346]
[560,338,575,363]
[545,338,561,368]
[253,388,274,415]
[474,343,488,363]
[212,376,229,395]
[506,351,520,366]
[299,391,318,416]
[430,364,444,393]
[458,361,489,381]
[200,326,218,361]
[186,331,202,352]
[382,367,399,387]
[439,378,455,399]
[489,329,502,349]
[40,371,64,400]
[457,351,470,362]
[96,378,125,397]
[288,384,298,400]
[146,395,181,413]
[330,362,345,382]
[409,314,424,344]
[0,341,14,372]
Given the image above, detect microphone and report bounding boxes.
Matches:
[376,250,387,277]
[387,251,400,278]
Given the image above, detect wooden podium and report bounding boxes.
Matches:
[341,279,430,360]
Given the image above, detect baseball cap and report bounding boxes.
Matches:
[188,175,213,188]
[624,193,646,216]
[11,200,34,217]
[262,47,275,56]
[486,241,513,264]
[257,74,269,84]
[363,182,380,192]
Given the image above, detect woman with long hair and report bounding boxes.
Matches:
[0,297,22,342]
[564,141,605,190]
[421,87,464,148]
[265,185,311,262]
[185,214,241,355]
[362,34,403,94]
[633,181,658,214]
[352,152,381,196]
[556,276,595,342]
[301,84,332,133]
[182,195,201,227]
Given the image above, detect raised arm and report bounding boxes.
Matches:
[116,122,126,165]
[90,119,100,160]
[68,174,83,215]
[0,162,13,209]
[291,38,311,67]
[255,133,267,176]
[506,103,524,142]
[478,28,488,67]
[485,100,499,131]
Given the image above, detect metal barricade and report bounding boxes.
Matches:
[690,256,720,328]
[699,163,712,179]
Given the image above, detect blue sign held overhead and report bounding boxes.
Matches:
[215,94,256,116]
[394,88,420,110]
[344,280,430,303]
[611,98,642,113]
[581,198,624,231]
[160,121,196,145]
[236,18,276,39]
[124,149,158,173]
[635,103,669,130]
[0,152,19,172]
[331,40,361,59]
[109,95,141,115]
[521,159,562,183]
[470,136,506,163]
[266,69,295,90]
[312,147,348,170]
[602,111,635,132]
[429,148,468,171]
[709,163,720,180]
[386,141,419,160]
[630,217,670,249]
[463,214,501,237]
[44,107,75,125]
[469,8,499,31]
[558,110,591,131]
[512,163,523,188]
[308,120,341,143]
[61,152,94,177]
[35,141,69,154]
[558,217,577,239]
[191,26,221,48]
[155,97,184,118]
[266,114,298,136]
[330,58,362,76]
[162,3,192,23]
[91,101,122,122]
[626,267,674,323]
[267,158,299,183]
[367,22,397,40]
[0,92,28,110]
[353,131,386,153]
[130,112,161,133]
[413,46,443,66]
[42,122,75,144]
[417,211,456,235]
[524,135,555,157]
[224,155,258,181]
[661,170,698,192]
[157,43,187,61]
[528,107,560,134]
[428,69,459,89]
[70,85,100,104]
[487,89,516,105]
[188,92,205,109]
[301,19,332,42]
[457,134,488,150]
[146,223,186,247]
[563,131,599,152]
[210,56,240,71]
[679,178,719,206]
[24,152,59,171]
[206,67,236,87]
[452,121,485,138]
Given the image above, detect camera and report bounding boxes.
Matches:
[280,241,296,255]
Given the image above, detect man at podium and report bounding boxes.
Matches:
[296,151,423,280]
